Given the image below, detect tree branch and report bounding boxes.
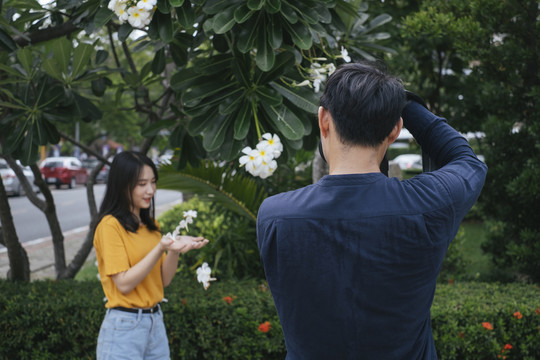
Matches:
[58,131,111,165]
[12,22,80,48]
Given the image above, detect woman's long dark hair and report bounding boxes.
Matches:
[96,151,159,233]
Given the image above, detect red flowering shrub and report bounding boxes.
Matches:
[482,322,493,330]
[513,311,523,319]
[258,321,271,333]
[222,296,233,305]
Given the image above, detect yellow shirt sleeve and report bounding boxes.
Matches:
[94,215,166,309]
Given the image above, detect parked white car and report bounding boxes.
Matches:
[390,154,423,171]
[0,159,39,196]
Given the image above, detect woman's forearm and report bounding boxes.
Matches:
[162,251,180,287]
[111,242,165,295]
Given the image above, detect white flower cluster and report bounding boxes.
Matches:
[163,209,197,241]
[239,133,283,179]
[196,262,216,290]
[108,0,156,28]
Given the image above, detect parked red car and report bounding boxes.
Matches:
[39,157,89,189]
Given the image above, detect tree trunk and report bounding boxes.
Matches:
[312,148,329,184]
[57,161,103,279]
[4,156,67,278]
[0,176,30,281]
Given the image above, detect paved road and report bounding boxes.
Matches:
[2,184,182,246]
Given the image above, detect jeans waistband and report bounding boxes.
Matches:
[112,304,160,314]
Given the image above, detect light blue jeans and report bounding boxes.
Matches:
[96,307,170,360]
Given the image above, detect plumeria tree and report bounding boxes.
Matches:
[0,0,395,280]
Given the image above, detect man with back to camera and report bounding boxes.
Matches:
[256,62,487,359]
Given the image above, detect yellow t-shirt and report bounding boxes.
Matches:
[94,215,165,309]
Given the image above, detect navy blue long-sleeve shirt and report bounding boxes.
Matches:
[257,101,487,359]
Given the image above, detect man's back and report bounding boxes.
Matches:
[257,102,487,359]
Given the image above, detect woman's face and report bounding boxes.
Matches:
[130,164,156,216]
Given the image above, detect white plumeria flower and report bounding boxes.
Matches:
[137,0,156,11]
[327,63,336,75]
[239,146,261,173]
[258,159,278,179]
[196,263,216,290]
[259,133,283,158]
[340,46,351,62]
[127,6,150,27]
[184,210,197,219]
[294,80,311,87]
[255,142,274,164]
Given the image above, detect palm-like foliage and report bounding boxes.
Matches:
[158,161,267,223]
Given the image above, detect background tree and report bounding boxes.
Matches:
[376,0,540,282]
[0,0,395,280]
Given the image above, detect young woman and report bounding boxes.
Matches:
[94,151,208,359]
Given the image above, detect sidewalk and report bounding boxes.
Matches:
[0,201,179,280]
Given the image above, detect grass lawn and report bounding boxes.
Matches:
[460,221,492,279]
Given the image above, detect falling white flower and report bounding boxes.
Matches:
[340,46,351,62]
[258,159,278,179]
[196,262,216,290]
[313,78,322,93]
[163,208,197,240]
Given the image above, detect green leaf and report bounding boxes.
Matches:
[213,7,236,34]
[94,7,114,28]
[72,92,102,122]
[247,0,264,11]
[368,14,392,29]
[233,100,251,140]
[267,15,282,49]
[20,127,39,166]
[231,52,252,87]
[284,21,312,50]
[33,120,48,146]
[176,0,195,28]
[51,37,72,76]
[41,118,60,144]
[16,47,33,75]
[91,78,107,96]
[234,5,254,23]
[218,89,244,115]
[0,28,17,51]
[95,50,108,65]
[0,27,17,52]
[256,86,282,107]
[170,68,205,92]
[71,43,93,79]
[194,54,233,75]
[157,0,171,14]
[203,0,231,15]
[42,58,62,81]
[270,81,319,113]
[188,109,218,135]
[155,11,174,43]
[236,18,258,53]
[118,23,133,42]
[265,0,281,14]
[254,51,294,85]
[280,3,298,24]
[4,122,28,154]
[169,0,184,6]
[202,114,231,151]
[261,102,305,140]
[142,119,178,137]
[151,48,166,74]
[255,22,275,71]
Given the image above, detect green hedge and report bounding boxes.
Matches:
[0,279,538,359]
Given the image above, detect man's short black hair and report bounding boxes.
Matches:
[319,62,406,147]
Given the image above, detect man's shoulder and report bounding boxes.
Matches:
[259,184,316,219]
